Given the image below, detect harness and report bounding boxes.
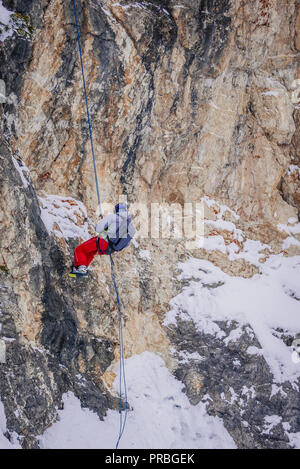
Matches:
[98,213,131,255]
[96,236,114,255]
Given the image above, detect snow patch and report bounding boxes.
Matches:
[12,156,30,189]
[164,256,300,384]
[223,326,244,345]
[261,90,280,97]
[0,400,21,448]
[287,432,300,449]
[262,415,282,435]
[278,220,300,249]
[39,195,89,241]
[201,195,240,221]
[201,197,272,267]
[175,349,205,364]
[278,221,300,236]
[282,236,300,249]
[270,384,287,398]
[287,165,300,176]
[202,235,227,254]
[139,249,151,261]
[0,0,13,41]
[39,352,236,449]
[0,1,33,42]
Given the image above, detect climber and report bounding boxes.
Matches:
[69,203,136,278]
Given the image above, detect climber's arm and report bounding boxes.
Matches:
[95,213,116,238]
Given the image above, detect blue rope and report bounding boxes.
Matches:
[72,0,128,449]
[110,255,128,449]
[72,0,102,217]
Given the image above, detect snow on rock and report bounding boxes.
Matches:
[261,90,280,97]
[174,349,205,365]
[262,415,282,435]
[200,197,273,267]
[0,0,13,41]
[201,196,240,221]
[39,194,89,241]
[164,256,300,384]
[278,220,300,249]
[287,432,300,449]
[278,221,300,236]
[39,352,236,449]
[12,156,30,189]
[0,1,33,42]
[282,236,300,249]
[139,249,151,261]
[202,235,227,254]
[0,400,21,449]
[287,165,300,176]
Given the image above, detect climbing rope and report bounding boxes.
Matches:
[72,0,102,217]
[110,255,129,449]
[72,0,128,449]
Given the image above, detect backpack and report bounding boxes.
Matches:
[108,213,134,252]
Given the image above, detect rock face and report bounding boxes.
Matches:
[0,136,118,448]
[0,0,299,448]
[170,312,298,449]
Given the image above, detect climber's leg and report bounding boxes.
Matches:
[74,236,98,268]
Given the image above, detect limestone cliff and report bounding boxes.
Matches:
[0,0,299,449]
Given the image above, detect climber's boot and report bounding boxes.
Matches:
[69,265,88,278]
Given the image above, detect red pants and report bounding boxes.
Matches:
[74,236,109,267]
